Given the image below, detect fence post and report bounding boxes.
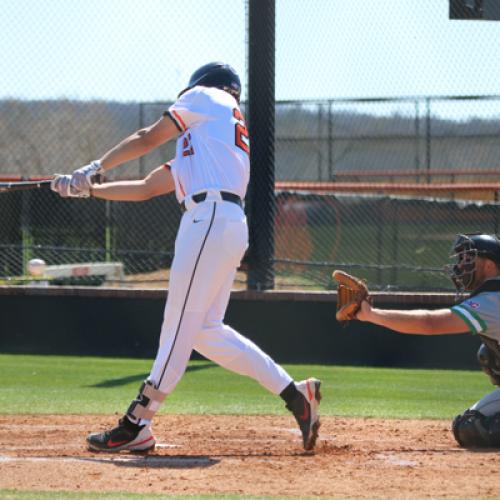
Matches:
[247,0,276,290]
[495,191,499,235]
[376,200,385,286]
[426,98,431,183]
[328,100,334,181]
[391,200,399,285]
[20,191,33,275]
[105,200,112,263]
[138,102,145,178]
[414,99,420,183]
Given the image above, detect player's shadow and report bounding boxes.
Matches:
[88,361,215,388]
[81,455,219,469]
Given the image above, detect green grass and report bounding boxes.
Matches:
[0,354,491,419]
[0,355,494,500]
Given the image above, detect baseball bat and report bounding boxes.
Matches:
[0,179,52,193]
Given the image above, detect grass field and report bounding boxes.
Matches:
[0,354,495,500]
[0,354,490,419]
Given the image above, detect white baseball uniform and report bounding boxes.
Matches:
[142,87,292,423]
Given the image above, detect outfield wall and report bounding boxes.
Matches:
[0,286,481,370]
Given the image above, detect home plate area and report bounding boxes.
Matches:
[0,414,498,498]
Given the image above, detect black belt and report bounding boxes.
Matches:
[182,191,243,212]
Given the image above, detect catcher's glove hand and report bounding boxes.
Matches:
[332,270,370,322]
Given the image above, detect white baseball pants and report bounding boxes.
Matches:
[146,193,292,418]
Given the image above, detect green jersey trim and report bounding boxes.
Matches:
[451,305,487,335]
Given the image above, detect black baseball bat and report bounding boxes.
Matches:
[0,179,53,193]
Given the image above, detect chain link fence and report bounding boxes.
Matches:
[1,1,499,290]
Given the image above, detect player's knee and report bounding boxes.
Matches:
[452,409,500,448]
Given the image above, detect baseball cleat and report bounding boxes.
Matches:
[287,378,322,451]
[87,416,156,452]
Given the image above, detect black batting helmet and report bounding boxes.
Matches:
[178,62,241,102]
[447,233,500,291]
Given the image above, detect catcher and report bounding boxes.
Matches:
[333,233,500,448]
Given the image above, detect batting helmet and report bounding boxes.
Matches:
[178,62,241,102]
[447,233,500,292]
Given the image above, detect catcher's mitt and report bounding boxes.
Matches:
[332,270,370,322]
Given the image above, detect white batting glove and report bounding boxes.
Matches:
[50,175,90,198]
[71,160,103,192]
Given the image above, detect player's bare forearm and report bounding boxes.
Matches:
[98,132,157,171]
[356,301,468,335]
[99,116,180,171]
[90,180,155,201]
[90,165,175,201]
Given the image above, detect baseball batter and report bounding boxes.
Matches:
[354,233,500,447]
[51,62,321,452]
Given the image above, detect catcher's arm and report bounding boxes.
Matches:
[356,300,469,335]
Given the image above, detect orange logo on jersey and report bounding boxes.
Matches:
[182,133,194,157]
[233,108,250,155]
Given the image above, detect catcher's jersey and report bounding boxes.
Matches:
[166,86,250,203]
[451,277,500,343]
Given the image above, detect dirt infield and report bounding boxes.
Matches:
[0,414,499,498]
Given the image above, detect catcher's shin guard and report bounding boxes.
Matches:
[87,416,156,452]
[287,378,322,451]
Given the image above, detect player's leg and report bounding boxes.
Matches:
[146,202,249,393]
[87,202,247,451]
[452,387,500,448]
[194,270,322,451]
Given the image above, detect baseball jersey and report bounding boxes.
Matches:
[451,276,500,343]
[166,86,250,203]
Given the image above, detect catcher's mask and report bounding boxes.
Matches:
[446,233,500,292]
[178,62,241,103]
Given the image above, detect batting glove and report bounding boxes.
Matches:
[71,160,103,192]
[51,175,90,198]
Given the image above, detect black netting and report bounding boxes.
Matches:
[1,1,499,290]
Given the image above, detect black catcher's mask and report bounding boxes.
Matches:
[446,233,500,292]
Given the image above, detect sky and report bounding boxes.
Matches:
[0,0,498,104]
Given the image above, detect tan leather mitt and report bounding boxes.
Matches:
[332,270,370,322]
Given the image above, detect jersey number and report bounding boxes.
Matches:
[182,133,194,157]
[180,111,249,157]
[233,108,250,155]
